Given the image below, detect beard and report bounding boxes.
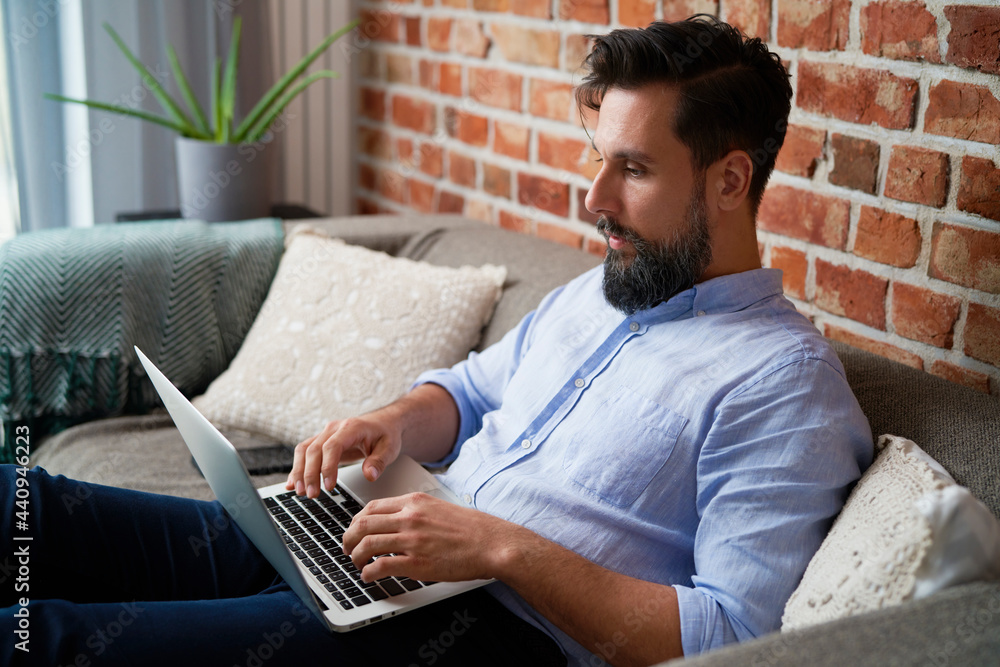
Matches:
[598,181,713,316]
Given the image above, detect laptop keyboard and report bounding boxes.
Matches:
[264,485,436,611]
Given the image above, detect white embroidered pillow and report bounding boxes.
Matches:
[193,229,506,445]
[781,434,1000,631]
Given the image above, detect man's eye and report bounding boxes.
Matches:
[625,167,644,177]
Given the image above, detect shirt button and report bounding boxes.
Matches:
[574,378,585,388]
[521,439,531,449]
[463,494,472,504]
[629,321,640,332]
[697,310,707,316]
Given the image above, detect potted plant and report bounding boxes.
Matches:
[47,17,359,222]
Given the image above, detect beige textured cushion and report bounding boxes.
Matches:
[193,228,506,445]
[782,434,1000,631]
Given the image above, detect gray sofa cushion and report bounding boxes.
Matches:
[831,340,1000,519]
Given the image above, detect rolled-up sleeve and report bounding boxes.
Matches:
[674,358,873,656]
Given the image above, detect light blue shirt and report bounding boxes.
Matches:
[415,266,873,664]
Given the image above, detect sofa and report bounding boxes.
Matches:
[21,213,1000,665]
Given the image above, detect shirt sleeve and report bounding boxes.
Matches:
[412,284,568,466]
[674,357,874,656]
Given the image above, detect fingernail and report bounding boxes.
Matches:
[295,480,304,495]
[368,466,380,481]
[324,477,334,491]
[307,484,317,498]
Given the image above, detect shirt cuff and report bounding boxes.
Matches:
[672,584,741,657]
[411,369,475,467]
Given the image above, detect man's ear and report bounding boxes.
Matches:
[711,150,753,212]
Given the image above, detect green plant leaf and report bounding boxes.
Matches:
[44,93,193,135]
[102,22,204,138]
[219,16,242,144]
[167,45,211,137]
[243,70,339,143]
[232,18,359,143]
[211,57,223,142]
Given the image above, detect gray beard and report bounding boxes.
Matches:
[598,182,713,316]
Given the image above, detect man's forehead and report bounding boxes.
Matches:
[590,85,680,161]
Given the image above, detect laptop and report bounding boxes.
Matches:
[135,346,492,632]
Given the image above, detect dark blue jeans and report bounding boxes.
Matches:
[0,466,565,666]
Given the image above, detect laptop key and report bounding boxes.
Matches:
[366,587,389,601]
[294,551,308,560]
[350,595,371,607]
[314,555,333,566]
[398,578,422,591]
[339,600,354,611]
[380,579,406,596]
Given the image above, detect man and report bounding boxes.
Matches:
[2,16,871,667]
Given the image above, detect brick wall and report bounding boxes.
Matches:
[353,0,1000,396]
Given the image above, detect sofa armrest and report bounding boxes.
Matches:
[657,582,1000,666]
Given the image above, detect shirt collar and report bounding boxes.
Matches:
[627,268,784,323]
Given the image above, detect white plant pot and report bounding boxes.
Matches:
[175,136,277,222]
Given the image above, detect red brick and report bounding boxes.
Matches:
[774,125,825,177]
[416,142,443,179]
[454,19,489,58]
[518,173,570,217]
[472,0,508,10]
[559,0,609,23]
[359,9,400,43]
[797,62,918,130]
[662,0,718,22]
[396,138,413,167]
[965,302,1000,367]
[585,237,606,256]
[853,206,922,269]
[469,67,523,111]
[529,79,574,122]
[439,63,462,97]
[891,283,961,348]
[391,95,436,134]
[359,87,385,122]
[357,197,379,216]
[726,0,771,40]
[359,163,376,191]
[758,185,850,249]
[445,108,489,147]
[778,0,850,51]
[491,24,560,68]
[924,80,1000,145]
[619,0,655,27]
[405,17,421,47]
[483,163,511,199]
[577,188,601,225]
[408,179,435,213]
[499,210,530,234]
[376,168,406,204]
[511,0,551,17]
[769,246,808,300]
[442,0,467,7]
[494,121,529,160]
[538,133,600,179]
[465,197,494,225]
[426,18,451,52]
[824,324,924,369]
[929,360,991,394]
[448,151,477,188]
[929,222,1000,295]
[885,146,950,208]
[564,35,595,73]
[385,53,413,85]
[945,5,1000,75]
[957,156,1000,222]
[537,222,584,249]
[358,127,392,160]
[815,259,889,330]
[436,189,465,214]
[418,59,435,90]
[861,1,941,62]
[829,134,880,194]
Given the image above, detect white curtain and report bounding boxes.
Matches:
[3,0,273,231]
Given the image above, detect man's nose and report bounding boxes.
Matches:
[584,163,617,217]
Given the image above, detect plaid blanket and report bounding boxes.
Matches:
[0,220,284,460]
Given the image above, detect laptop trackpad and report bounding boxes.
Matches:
[336,455,455,506]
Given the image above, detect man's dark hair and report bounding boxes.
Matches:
[576,16,792,216]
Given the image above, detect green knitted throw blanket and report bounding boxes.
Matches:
[0,220,284,460]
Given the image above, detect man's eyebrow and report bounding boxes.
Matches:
[590,140,656,165]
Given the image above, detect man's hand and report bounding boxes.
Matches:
[342,492,518,583]
[286,414,402,498]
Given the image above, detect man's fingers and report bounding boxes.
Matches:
[286,435,316,492]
